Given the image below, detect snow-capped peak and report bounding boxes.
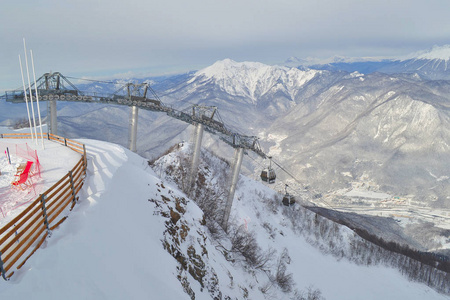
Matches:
[402,45,450,61]
[191,59,320,103]
[195,59,285,80]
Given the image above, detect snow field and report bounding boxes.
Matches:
[155,143,449,299]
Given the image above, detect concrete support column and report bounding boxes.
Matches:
[187,123,204,196]
[50,99,57,135]
[128,105,138,152]
[222,147,244,232]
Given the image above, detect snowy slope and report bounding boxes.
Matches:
[152,144,450,298]
[0,139,448,299]
[264,72,450,199]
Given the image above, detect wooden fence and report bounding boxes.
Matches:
[0,133,87,280]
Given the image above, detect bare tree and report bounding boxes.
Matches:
[274,248,294,293]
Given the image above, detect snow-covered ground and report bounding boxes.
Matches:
[0,137,447,299]
[0,138,80,226]
[0,138,188,299]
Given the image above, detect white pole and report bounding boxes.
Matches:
[18,55,34,138]
[30,49,44,149]
[23,38,38,143]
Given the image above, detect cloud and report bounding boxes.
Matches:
[1,0,450,91]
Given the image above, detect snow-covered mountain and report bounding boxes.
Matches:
[402,44,450,61]
[1,56,450,258]
[2,58,449,210]
[266,72,450,208]
[155,59,450,212]
[161,59,334,126]
[379,45,450,80]
[308,45,450,80]
[192,59,319,104]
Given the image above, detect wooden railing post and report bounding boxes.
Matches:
[83,144,87,171]
[0,251,6,280]
[68,170,76,207]
[40,194,51,235]
[14,225,19,244]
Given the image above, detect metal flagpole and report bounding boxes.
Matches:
[23,38,38,143]
[30,49,44,149]
[18,55,34,139]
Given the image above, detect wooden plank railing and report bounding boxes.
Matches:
[0,133,87,280]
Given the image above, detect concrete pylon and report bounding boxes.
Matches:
[128,105,138,152]
[187,123,204,196]
[50,99,57,134]
[222,147,244,232]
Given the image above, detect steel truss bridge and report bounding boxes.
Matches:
[2,71,269,231]
[2,71,266,159]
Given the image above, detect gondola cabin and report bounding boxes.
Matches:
[261,167,276,183]
[282,193,295,206]
[282,184,295,206]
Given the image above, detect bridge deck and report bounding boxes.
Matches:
[3,85,266,158]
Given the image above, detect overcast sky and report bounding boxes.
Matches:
[1,0,449,91]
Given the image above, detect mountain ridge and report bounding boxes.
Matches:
[305,44,450,79]
[401,44,450,61]
[185,59,322,105]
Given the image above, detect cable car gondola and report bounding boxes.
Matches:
[282,184,295,206]
[260,157,276,183]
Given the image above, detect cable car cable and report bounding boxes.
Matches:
[65,76,116,84]
[270,158,337,210]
